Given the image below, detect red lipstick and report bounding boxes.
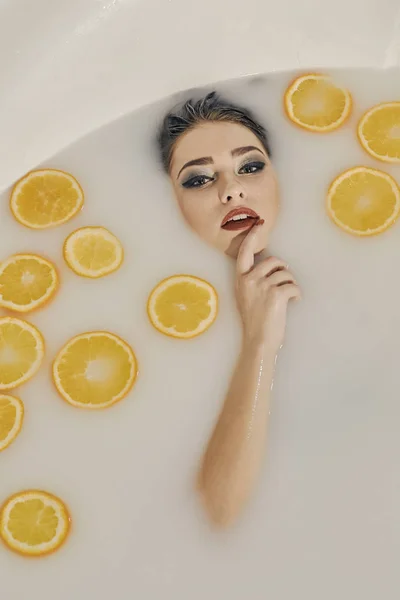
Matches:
[221,207,259,231]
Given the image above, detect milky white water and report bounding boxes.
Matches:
[1,68,400,599]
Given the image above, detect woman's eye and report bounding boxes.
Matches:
[182,175,213,189]
[238,161,265,175]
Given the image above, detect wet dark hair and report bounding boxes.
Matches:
[157,91,271,173]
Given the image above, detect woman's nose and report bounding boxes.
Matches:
[219,180,247,204]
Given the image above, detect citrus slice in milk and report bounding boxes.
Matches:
[0,254,58,313]
[284,73,352,132]
[0,317,45,390]
[10,169,84,229]
[0,490,71,557]
[53,331,138,409]
[63,227,124,278]
[327,166,400,236]
[358,102,400,162]
[147,275,218,339]
[0,395,24,452]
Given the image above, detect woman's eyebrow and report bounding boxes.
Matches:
[178,156,213,177]
[231,146,265,157]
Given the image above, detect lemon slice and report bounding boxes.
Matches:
[0,490,70,557]
[0,317,45,390]
[358,102,400,163]
[53,331,138,409]
[10,169,84,229]
[147,275,218,339]
[284,73,352,132]
[64,226,124,278]
[327,166,400,236]
[0,254,58,313]
[0,395,24,452]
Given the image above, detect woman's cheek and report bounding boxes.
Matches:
[258,178,280,221]
[179,197,195,227]
[181,200,207,235]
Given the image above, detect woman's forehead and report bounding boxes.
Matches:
[171,122,264,171]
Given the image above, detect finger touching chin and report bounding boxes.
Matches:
[226,229,267,259]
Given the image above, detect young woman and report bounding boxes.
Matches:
[157,92,301,527]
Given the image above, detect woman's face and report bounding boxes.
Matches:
[169,121,279,257]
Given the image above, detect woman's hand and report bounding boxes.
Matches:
[236,221,301,353]
[198,221,300,527]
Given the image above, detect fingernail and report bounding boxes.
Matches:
[256,219,265,226]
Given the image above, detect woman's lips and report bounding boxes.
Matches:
[221,207,259,231]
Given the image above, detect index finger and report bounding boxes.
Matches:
[236,220,264,275]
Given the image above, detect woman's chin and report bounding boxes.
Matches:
[224,230,266,259]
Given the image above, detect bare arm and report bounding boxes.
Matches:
[197,222,300,527]
[198,339,276,527]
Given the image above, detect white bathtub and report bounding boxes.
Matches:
[0,0,399,192]
[1,2,400,599]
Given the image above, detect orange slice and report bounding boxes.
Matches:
[358,102,400,162]
[0,490,70,557]
[10,168,84,229]
[64,226,124,278]
[0,395,24,452]
[0,254,58,313]
[53,331,138,409]
[284,73,352,132]
[327,166,400,236]
[147,275,218,339]
[0,317,44,390]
